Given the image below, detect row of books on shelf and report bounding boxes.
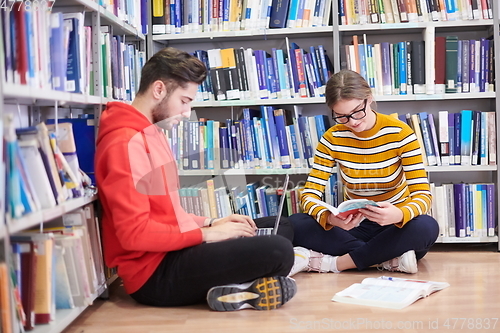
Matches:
[339,0,494,25]
[4,115,90,220]
[179,175,338,219]
[0,205,107,332]
[152,0,332,35]
[166,106,326,170]
[394,110,496,166]
[430,182,497,238]
[1,6,145,101]
[98,0,148,33]
[193,43,334,102]
[345,35,495,96]
[100,26,146,101]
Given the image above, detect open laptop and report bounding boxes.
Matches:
[255,174,290,236]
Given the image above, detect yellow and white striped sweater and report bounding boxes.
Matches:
[301,112,432,230]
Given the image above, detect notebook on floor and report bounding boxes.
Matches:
[255,174,290,236]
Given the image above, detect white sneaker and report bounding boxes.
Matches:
[288,247,311,277]
[380,250,418,274]
[288,247,339,277]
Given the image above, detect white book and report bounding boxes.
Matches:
[306,196,379,219]
[434,185,448,238]
[423,26,436,94]
[332,276,450,309]
[18,139,57,209]
[442,183,456,237]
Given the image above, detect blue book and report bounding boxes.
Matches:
[258,118,272,164]
[479,112,488,165]
[256,185,269,217]
[254,50,270,99]
[288,43,301,95]
[219,126,231,169]
[261,106,280,167]
[287,0,300,27]
[141,0,148,34]
[471,110,481,165]
[266,56,279,99]
[243,108,260,166]
[398,42,407,95]
[275,49,290,98]
[479,38,488,93]
[456,40,462,92]
[246,182,260,219]
[297,115,313,167]
[453,183,467,237]
[206,120,215,169]
[191,122,201,170]
[222,0,230,30]
[460,110,473,165]
[317,45,330,88]
[486,184,496,236]
[50,12,66,91]
[265,187,279,216]
[418,112,437,166]
[309,46,324,95]
[273,108,292,169]
[302,52,318,97]
[448,113,456,165]
[466,184,473,237]
[252,118,263,163]
[427,114,442,166]
[469,40,477,92]
[358,44,367,83]
[454,112,461,165]
[269,0,290,28]
[288,124,301,163]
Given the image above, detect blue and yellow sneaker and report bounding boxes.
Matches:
[206,276,297,311]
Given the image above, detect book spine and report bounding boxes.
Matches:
[486,183,495,236]
[453,183,467,237]
[273,109,292,169]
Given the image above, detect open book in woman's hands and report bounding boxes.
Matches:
[307,197,379,219]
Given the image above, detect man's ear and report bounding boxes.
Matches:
[151,80,166,100]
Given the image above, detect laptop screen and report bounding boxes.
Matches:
[271,174,290,235]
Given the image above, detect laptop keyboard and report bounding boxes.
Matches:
[255,228,273,236]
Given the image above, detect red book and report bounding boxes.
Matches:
[13,2,28,85]
[434,36,446,94]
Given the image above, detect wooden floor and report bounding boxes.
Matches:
[63,244,500,333]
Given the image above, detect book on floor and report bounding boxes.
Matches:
[331,276,450,309]
[306,197,379,219]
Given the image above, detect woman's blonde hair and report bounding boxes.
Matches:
[325,70,373,109]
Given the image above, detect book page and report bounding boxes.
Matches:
[363,276,450,295]
[335,283,421,304]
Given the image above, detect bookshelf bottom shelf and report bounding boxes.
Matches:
[30,307,88,333]
[30,281,109,333]
[436,236,498,243]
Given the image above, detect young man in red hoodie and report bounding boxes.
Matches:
[95,47,296,311]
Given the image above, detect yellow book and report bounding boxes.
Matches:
[152,0,164,17]
[206,179,218,218]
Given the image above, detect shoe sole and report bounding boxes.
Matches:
[207,276,297,311]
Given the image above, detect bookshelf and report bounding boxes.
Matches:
[1,0,145,332]
[148,0,500,248]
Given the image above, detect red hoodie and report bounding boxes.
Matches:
[95,102,205,294]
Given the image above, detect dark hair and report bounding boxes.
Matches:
[325,70,372,109]
[137,47,207,96]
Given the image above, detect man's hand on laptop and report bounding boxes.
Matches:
[201,220,256,242]
[210,214,257,229]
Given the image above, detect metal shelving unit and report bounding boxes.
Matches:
[1,0,145,331]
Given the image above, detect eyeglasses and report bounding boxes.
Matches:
[332,99,368,124]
